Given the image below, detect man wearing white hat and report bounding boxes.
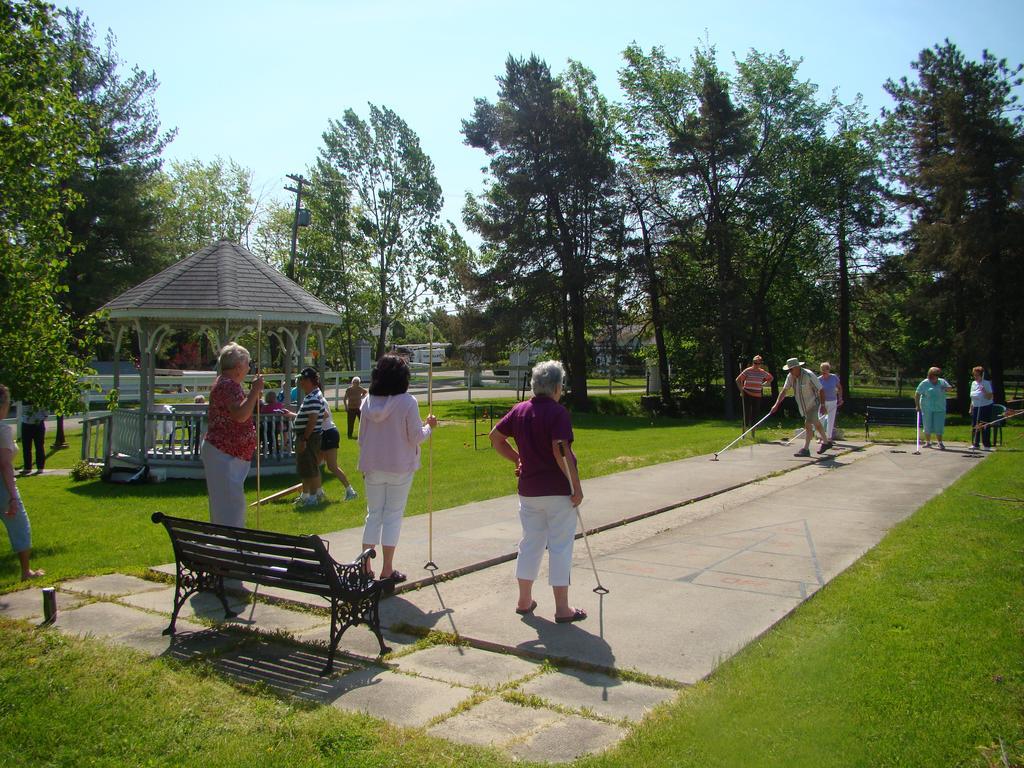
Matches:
[770,357,832,457]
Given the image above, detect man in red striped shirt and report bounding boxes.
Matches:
[735,355,773,434]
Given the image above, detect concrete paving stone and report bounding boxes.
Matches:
[0,588,84,622]
[119,586,248,621]
[222,600,328,635]
[427,697,562,747]
[315,667,476,727]
[294,623,418,659]
[60,574,167,598]
[507,712,628,763]
[210,640,362,698]
[394,643,539,688]
[519,669,677,722]
[119,585,326,635]
[53,600,228,658]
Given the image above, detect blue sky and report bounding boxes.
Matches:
[71,0,1024,233]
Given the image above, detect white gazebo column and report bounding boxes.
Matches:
[298,324,310,369]
[110,323,126,394]
[283,330,295,404]
[136,322,150,460]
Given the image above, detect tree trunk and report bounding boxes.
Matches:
[376,254,388,361]
[714,223,737,419]
[953,276,970,415]
[837,203,852,399]
[567,281,590,410]
[637,209,671,405]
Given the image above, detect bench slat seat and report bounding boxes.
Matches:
[864,405,919,438]
[152,512,389,673]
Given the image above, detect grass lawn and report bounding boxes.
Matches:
[0,437,1019,766]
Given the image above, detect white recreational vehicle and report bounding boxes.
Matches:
[395,343,447,366]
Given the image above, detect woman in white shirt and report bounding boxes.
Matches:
[969,366,995,450]
[0,385,44,580]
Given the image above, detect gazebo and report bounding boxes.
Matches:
[82,240,342,479]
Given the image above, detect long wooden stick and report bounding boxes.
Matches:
[255,315,262,528]
[249,481,302,507]
[425,324,437,570]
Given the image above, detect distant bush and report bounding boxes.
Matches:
[70,461,102,481]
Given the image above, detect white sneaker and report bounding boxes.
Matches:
[315,489,327,503]
[293,493,309,505]
[344,486,358,501]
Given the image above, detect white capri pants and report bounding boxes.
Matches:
[201,440,251,528]
[516,494,577,587]
[362,471,414,547]
[824,400,838,439]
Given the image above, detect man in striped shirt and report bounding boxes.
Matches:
[735,355,774,434]
[293,367,329,506]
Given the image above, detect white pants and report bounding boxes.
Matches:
[362,471,414,547]
[824,400,838,439]
[516,495,577,587]
[201,440,250,528]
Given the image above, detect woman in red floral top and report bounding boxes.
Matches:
[201,342,264,527]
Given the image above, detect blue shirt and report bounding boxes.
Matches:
[916,378,950,412]
[819,374,840,402]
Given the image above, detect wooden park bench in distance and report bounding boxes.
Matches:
[151,513,389,673]
[864,405,920,438]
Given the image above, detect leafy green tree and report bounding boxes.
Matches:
[319,104,471,359]
[298,165,376,369]
[0,0,99,411]
[619,45,839,415]
[57,10,175,319]
[156,156,260,258]
[463,56,618,409]
[883,41,1024,408]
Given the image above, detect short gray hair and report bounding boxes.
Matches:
[217,342,250,374]
[531,360,565,397]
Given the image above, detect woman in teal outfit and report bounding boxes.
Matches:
[914,366,952,449]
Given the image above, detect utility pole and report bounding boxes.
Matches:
[285,173,307,280]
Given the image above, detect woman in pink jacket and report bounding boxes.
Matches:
[358,355,437,585]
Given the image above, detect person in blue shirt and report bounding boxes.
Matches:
[914,367,951,449]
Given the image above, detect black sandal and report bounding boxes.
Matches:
[555,608,587,624]
[515,600,537,616]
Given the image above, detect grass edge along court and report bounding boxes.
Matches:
[0,427,1020,766]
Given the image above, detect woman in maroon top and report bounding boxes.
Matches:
[201,342,263,527]
[490,360,586,624]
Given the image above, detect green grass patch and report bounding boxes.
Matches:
[0,621,507,768]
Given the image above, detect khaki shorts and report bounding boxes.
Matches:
[295,432,323,479]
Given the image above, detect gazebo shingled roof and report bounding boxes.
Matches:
[101,240,341,323]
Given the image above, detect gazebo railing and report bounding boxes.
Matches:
[81,413,113,466]
[83,407,298,472]
[148,408,205,462]
[112,409,145,461]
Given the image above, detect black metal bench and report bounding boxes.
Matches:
[151,513,389,673]
[864,406,918,438]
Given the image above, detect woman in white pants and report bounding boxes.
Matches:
[818,362,843,441]
[489,361,586,624]
[201,343,263,527]
[357,355,436,585]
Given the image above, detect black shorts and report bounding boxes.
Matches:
[320,427,340,450]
